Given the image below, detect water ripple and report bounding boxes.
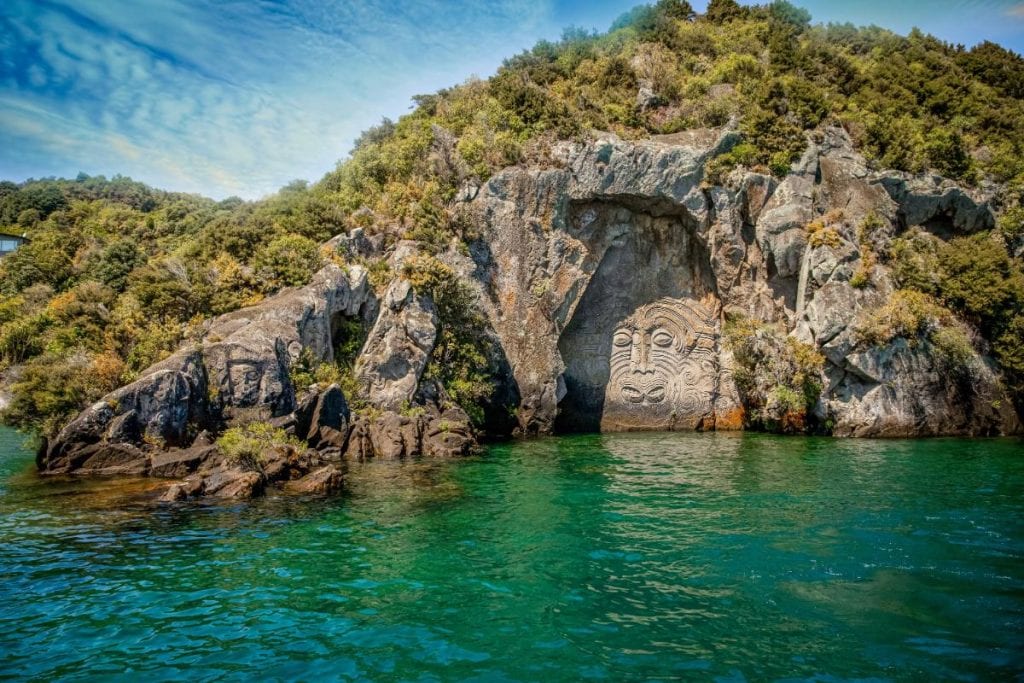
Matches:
[0,429,1022,680]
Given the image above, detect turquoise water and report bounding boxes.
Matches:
[0,428,1023,681]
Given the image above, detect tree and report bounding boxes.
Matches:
[253,234,323,291]
[768,0,811,28]
[705,0,745,23]
[655,0,695,21]
[88,240,146,292]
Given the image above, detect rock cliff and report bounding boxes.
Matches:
[38,125,1022,498]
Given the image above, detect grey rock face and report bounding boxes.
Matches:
[355,278,438,411]
[876,173,995,235]
[470,129,745,434]
[40,264,373,474]
[468,125,1018,437]
[827,338,1021,437]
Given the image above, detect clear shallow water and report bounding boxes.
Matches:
[0,428,1023,681]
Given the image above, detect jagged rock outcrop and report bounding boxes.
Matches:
[38,263,374,478]
[825,339,1018,437]
[344,403,475,461]
[467,125,1019,437]
[38,123,1022,499]
[289,383,351,453]
[354,278,438,411]
[160,445,343,502]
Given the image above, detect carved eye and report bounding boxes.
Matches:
[613,331,632,348]
[652,330,674,348]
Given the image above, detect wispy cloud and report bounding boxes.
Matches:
[0,0,569,198]
[1008,3,1024,17]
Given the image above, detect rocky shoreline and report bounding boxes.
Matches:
[34,125,1022,500]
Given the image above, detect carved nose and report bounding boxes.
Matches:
[631,332,653,374]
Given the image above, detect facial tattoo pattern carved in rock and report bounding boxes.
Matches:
[602,296,719,430]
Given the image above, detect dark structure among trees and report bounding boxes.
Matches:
[0,233,27,258]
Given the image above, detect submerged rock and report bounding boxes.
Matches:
[284,465,344,495]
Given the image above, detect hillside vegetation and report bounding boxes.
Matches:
[3,0,1024,435]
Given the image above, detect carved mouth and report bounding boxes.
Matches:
[621,384,666,404]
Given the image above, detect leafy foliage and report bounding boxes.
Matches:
[886,231,1024,398]
[724,315,824,433]
[216,422,304,471]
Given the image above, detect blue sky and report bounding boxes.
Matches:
[2,0,1023,200]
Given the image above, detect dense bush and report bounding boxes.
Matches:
[724,315,824,433]
[854,290,958,346]
[0,175,328,435]
[216,423,304,471]
[886,231,1024,399]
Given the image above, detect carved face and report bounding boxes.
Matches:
[227,361,263,404]
[603,298,719,430]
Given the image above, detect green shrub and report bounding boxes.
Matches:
[850,213,886,288]
[854,290,953,346]
[888,230,942,294]
[937,234,1024,336]
[994,314,1024,384]
[854,289,979,375]
[705,142,760,184]
[216,423,303,471]
[1,351,122,437]
[704,0,747,23]
[724,315,824,432]
[997,206,1024,241]
[930,326,976,374]
[253,234,323,291]
[0,313,50,365]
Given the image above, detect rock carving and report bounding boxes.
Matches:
[602,296,721,431]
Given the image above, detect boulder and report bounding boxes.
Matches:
[354,278,438,411]
[293,383,350,451]
[828,337,1020,437]
[159,475,204,502]
[284,465,344,495]
[202,467,265,499]
[150,444,218,478]
[342,406,475,461]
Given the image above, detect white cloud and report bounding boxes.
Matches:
[0,0,607,198]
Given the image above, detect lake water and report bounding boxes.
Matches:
[0,427,1022,681]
